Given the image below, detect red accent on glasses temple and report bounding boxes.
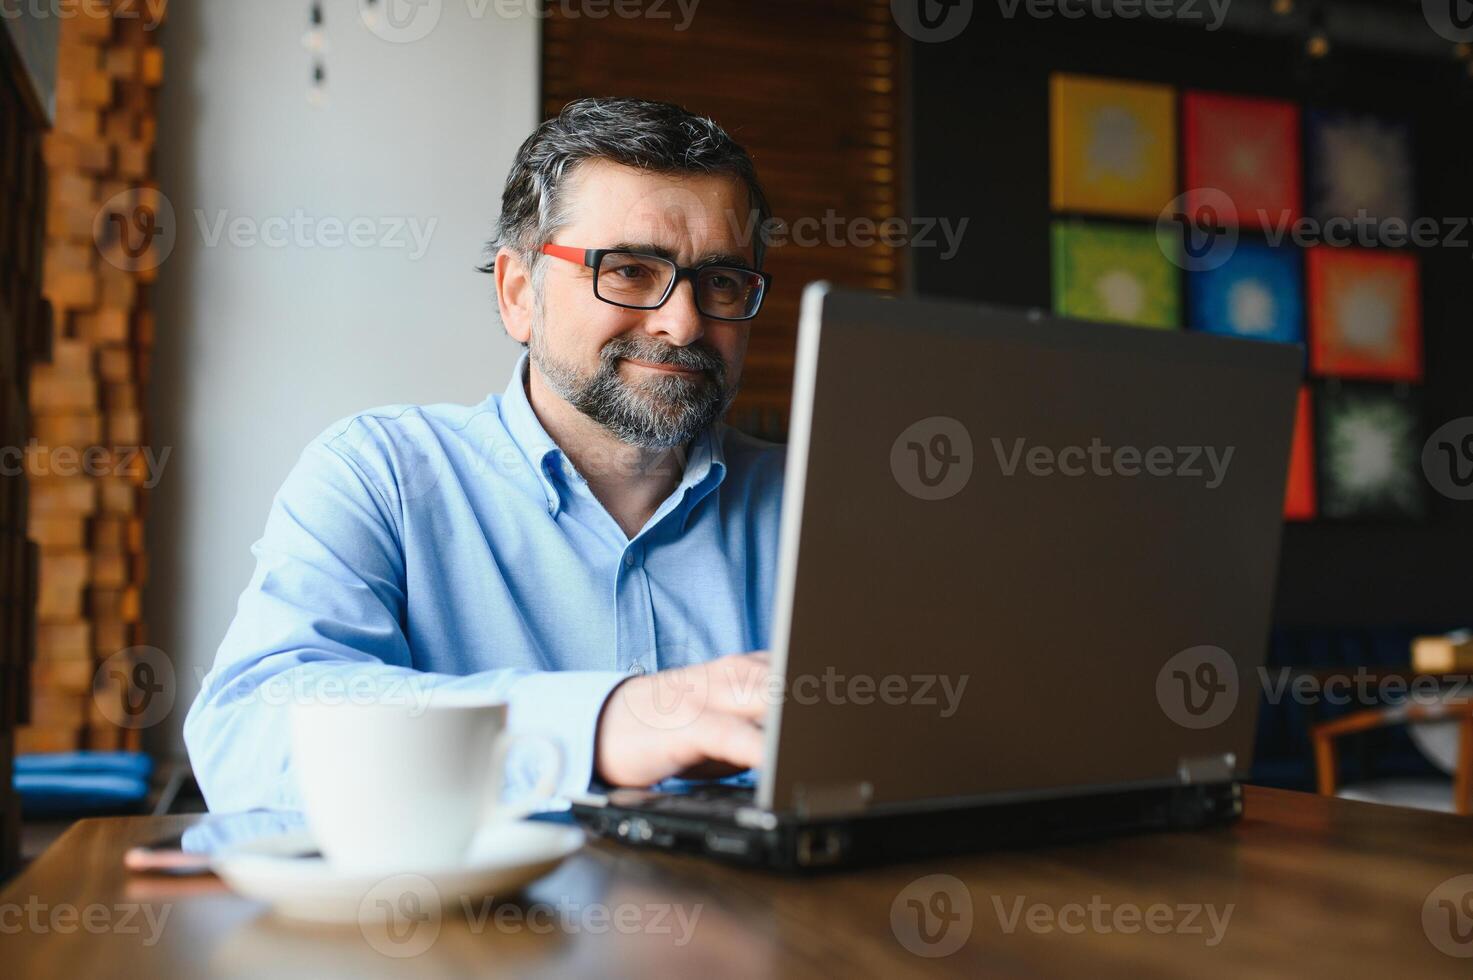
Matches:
[541,244,588,265]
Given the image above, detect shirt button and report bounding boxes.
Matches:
[623,551,636,568]
[628,663,646,676]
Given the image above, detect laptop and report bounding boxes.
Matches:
[571,282,1302,871]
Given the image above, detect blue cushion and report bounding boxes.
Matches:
[15,772,150,818]
[14,751,153,780]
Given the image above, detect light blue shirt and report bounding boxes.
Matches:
[184,353,786,812]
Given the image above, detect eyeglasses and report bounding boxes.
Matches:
[541,244,770,322]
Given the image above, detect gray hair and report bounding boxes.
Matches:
[481,97,771,283]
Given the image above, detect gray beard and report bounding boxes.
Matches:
[528,320,736,451]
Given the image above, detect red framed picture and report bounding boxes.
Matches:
[1183,91,1301,229]
[1284,386,1316,521]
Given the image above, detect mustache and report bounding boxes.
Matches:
[600,336,726,379]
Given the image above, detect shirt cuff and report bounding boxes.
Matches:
[505,669,630,806]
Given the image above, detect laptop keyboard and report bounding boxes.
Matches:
[607,782,756,817]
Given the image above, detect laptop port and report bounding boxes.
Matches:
[797,828,844,867]
[704,831,752,856]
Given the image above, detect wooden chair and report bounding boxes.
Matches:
[1312,699,1473,815]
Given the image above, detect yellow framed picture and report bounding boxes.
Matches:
[1051,73,1176,219]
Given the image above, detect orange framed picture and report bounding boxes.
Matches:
[1306,247,1422,382]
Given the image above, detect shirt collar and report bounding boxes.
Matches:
[498,351,728,521]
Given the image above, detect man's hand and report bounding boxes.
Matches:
[594,652,771,787]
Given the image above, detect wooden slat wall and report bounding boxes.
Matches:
[542,0,904,439]
[1,26,50,876]
[19,6,163,756]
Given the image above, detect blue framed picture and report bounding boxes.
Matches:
[1187,241,1304,345]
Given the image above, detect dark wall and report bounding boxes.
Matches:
[908,11,1473,629]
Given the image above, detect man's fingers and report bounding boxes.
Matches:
[704,655,772,721]
[693,713,765,772]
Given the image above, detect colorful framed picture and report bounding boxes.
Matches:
[1315,383,1425,520]
[1284,386,1316,521]
[1183,91,1301,228]
[1306,110,1414,224]
[1306,247,1421,381]
[1051,221,1179,329]
[1187,241,1304,345]
[1051,73,1176,219]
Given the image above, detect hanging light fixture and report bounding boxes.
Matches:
[305,2,328,107]
[1304,1,1330,60]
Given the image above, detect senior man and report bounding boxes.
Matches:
[185,98,783,810]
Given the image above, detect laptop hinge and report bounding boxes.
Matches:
[1177,752,1236,785]
[793,780,874,820]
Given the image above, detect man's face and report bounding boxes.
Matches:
[522,160,756,450]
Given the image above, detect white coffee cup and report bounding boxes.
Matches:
[290,697,562,873]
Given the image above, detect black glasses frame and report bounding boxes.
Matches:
[541,244,771,322]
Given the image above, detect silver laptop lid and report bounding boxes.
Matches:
[757,283,1301,818]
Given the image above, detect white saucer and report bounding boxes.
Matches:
[213,822,586,924]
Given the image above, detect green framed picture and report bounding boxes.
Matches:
[1051,221,1180,329]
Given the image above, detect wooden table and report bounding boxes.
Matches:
[4,787,1473,977]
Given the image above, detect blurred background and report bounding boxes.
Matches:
[4,0,1473,873]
